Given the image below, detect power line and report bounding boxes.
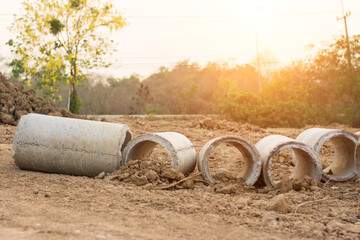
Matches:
[337,0,352,68]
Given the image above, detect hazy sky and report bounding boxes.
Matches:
[0,0,360,79]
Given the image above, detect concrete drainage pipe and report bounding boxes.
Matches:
[121,132,196,175]
[356,131,360,178]
[13,113,132,176]
[296,128,358,182]
[197,136,262,186]
[255,135,322,187]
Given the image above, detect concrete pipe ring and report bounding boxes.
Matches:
[121,132,196,175]
[353,131,360,179]
[197,136,262,186]
[296,128,358,182]
[13,113,132,177]
[255,135,322,187]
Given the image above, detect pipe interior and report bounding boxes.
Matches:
[321,136,355,177]
[291,148,318,180]
[207,141,253,181]
[127,140,159,161]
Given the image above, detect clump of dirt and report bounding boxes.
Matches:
[96,158,197,190]
[0,73,75,125]
[191,117,265,133]
[273,175,320,193]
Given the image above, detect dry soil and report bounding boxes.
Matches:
[1,116,360,240]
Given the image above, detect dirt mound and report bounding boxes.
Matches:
[96,158,198,190]
[191,117,265,133]
[0,73,75,125]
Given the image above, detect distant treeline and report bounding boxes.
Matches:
[74,61,260,116]
[6,35,360,128]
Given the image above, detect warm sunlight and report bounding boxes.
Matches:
[1,1,360,239]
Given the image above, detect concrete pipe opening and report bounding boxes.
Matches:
[197,136,261,186]
[296,128,358,181]
[13,113,132,177]
[121,132,196,175]
[255,135,322,187]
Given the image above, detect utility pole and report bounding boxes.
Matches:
[337,0,352,68]
[255,19,261,92]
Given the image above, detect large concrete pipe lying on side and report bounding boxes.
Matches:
[356,131,360,178]
[13,113,132,176]
[296,128,358,181]
[197,136,262,186]
[255,135,322,187]
[121,132,196,175]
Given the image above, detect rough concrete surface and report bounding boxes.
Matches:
[122,132,196,175]
[13,113,132,176]
[255,135,322,187]
[197,135,261,186]
[296,128,358,181]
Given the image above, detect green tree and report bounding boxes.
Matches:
[310,35,360,125]
[7,0,126,113]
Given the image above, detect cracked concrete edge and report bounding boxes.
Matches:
[254,135,322,187]
[197,135,262,186]
[354,131,360,179]
[13,113,132,176]
[296,128,358,182]
[121,132,197,175]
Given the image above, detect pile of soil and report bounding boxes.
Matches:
[97,158,197,190]
[0,73,74,125]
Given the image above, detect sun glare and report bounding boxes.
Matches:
[244,1,266,22]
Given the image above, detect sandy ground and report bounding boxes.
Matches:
[1,116,360,240]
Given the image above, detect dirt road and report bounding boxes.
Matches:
[1,116,360,239]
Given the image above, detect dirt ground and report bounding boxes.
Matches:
[1,116,360,240]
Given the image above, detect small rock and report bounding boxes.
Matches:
[267,194,289,213]
[0,112,16,125]
[215,184,237,194]
[202,118,217,129]
[143,183,154,190]
[310,186,321,192]
[104,175,120,181]
[274,178,293,193]
[310,178,319,186]
[236,197,251,206]
[182,179,194,189]
[250,210,262,217]
[116,172,131,180]
[145,170,159,182]
[95,171,106,179]
[139,160,152,170]
[160,168,184,181]
[132,175,149,186]
[44,193,51,198]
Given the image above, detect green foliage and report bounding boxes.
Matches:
[217,35,360,127]
[48,18,65,35]
[69,89,83,114]
[49,34,360,128]
[7,0,126,113]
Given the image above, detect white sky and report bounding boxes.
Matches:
[0,0,360,79]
